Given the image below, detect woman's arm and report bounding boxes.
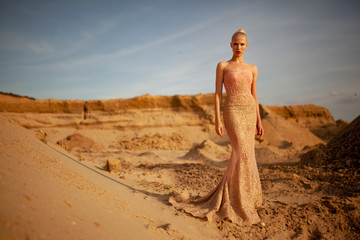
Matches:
[251,65,264,138]
[215,62,225,137]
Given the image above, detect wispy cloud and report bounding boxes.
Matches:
[23,12,229,71]
[328,91,360,104]
[80,17,118,41]
[326,64,360,73]
[155,59,204,80]
[329,91,341,96]
[28,40,54,54]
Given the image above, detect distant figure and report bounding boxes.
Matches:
[169,29,264,225]
[83,102,88,120]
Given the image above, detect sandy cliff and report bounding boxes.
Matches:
[0,92,339,119]
[266,104,347,142]
[0,92,214,113]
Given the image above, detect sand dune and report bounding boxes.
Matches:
[0,92,359,239]
[181,140,230,168]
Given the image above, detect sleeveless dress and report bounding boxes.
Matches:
[169,69,262,225]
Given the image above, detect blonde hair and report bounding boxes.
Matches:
[232,29,247,41]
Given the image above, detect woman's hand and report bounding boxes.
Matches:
[215,121,224,138]
[256,122,264,138]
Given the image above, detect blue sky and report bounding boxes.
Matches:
[0,0,359,121]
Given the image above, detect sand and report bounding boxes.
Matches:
[0,116,220,240]
[0,92,359,240]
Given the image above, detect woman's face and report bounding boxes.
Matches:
[230,35,248,56]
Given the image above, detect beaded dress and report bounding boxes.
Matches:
[169,69,262,225]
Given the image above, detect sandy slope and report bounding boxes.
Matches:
[0,116,221,240]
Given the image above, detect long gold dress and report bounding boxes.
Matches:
[169,69,263,225]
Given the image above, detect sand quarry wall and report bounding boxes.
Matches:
[0,92,335,122]
[0,93,214,113]
[267,105,334,121]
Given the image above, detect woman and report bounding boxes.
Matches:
[169,29,263,225]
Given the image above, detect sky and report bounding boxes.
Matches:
[0,0,359,121]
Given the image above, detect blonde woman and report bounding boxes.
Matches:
[170,29,263,225]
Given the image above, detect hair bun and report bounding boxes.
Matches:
[231,28,247,41]
[236,29,246,34]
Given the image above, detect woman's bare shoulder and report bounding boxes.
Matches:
[248,63,258,70]
[217,61,229,70]
[248,64,258,74]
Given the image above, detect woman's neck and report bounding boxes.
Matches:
[230,55,245,64]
